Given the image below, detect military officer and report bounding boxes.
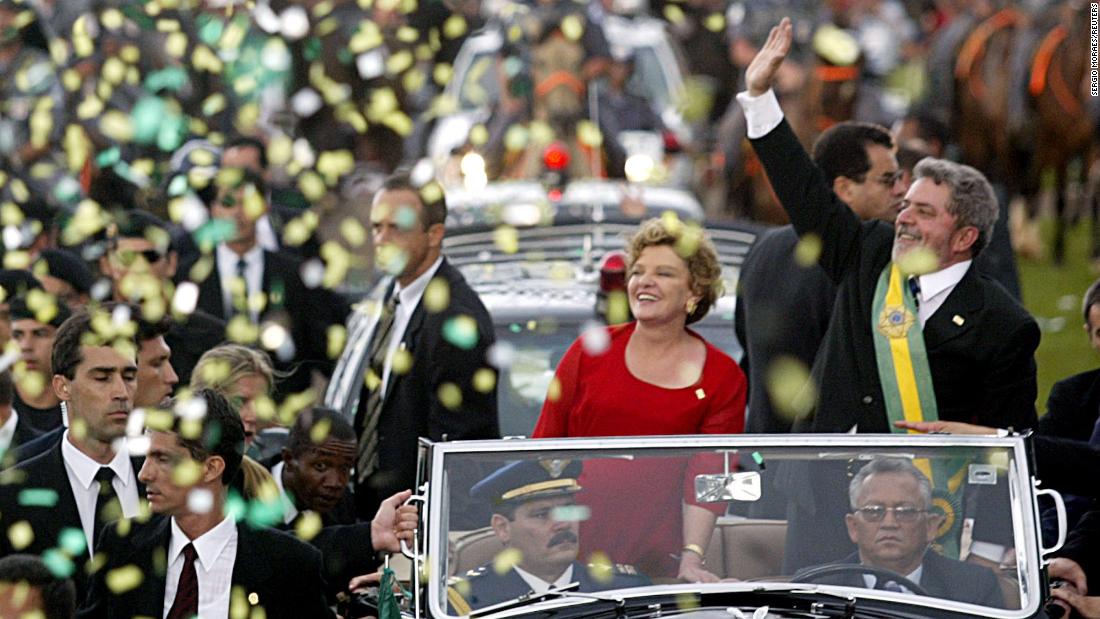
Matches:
[448,459,650,612]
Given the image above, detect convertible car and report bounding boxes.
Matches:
[394,434,1066,619]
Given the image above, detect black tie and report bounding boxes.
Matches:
[166,543,199,619]
[907,276,921,311]
[356,294,400,484]
[92,467,118,552]
[236,257,251,321]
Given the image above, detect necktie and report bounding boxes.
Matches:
[236,257,251,322]
[92,467,118,552]
[879,579,906,593]
[166,543,199,619]
[907,276,921,311]
[356,294,400,484]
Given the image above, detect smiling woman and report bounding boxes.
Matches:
[532,216,746,583]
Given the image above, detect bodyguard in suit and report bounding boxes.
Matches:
[448,460,650,613]
[272,406,419,600]
[80,389,332,618]
[176,168,347,399]
[1040,278,1100,442]
[793,457,1004,608]
[739,19,1040,571]
[0,369,41,465]
[735,122,905,434]
[326,172,499,520]
[0,306,143,599]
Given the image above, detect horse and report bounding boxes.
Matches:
[953,2,1098,264]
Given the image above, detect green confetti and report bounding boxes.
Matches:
[42,549,75,579]
[443,315,479,350]
[18,488,59,508]
[58,527,87,556]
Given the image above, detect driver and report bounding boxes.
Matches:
[794,457,1004,608]
[447,459,649,612]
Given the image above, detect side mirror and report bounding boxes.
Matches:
[694,471,762,503]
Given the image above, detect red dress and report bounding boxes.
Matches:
[532,322,747,577]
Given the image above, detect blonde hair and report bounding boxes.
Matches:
[190,344,275,396]
[627,217,723,325]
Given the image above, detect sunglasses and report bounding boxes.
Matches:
[853,504,927,523]
[114,248,165,266]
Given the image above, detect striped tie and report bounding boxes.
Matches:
[166,543,198,619]
[356,294,399,484]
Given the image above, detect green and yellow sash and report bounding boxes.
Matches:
[871,262,938,426]
[872,262,966,557]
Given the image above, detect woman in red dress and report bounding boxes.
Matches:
[533,217,747,582]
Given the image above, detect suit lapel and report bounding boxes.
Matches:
[131,517,172,616]
[923,269,983,351]
[200,263,226,320]
[39,443,82,542]
[231,525,274,604]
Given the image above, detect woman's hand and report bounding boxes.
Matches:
[677,552,720,583]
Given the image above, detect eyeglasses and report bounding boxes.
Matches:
[853,505,927,523]
[114,249,165,266]
[874,170,904,188]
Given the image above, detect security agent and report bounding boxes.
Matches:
[448,460,650,613]
[793,457,1004,608]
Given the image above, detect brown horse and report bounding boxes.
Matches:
[954,2,1097,263]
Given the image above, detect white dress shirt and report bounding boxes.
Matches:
[60,433,141,554]
[862,564,923,592]
[380,256,444,395]
[0,409,18,456]
[216,243,264,322]
[911,260,971,327]
[163,516,239,619]
[736,87,974,327]
[514,564,574,594]
[271,461,299,525]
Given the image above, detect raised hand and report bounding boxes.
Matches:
[745,17,793,97]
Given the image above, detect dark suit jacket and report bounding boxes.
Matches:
[8,424,62,464]
[78,515,332,619]
[0,441,144,598]
[164,308,227,387]
[750,119,1040,433]
[177,247,348,398]
[0,414,42,466]
[793,551,1004,608]
[1039,368,1100,441]
[735,225,836,433]
[451,560,651,611]
[353,259,499,518]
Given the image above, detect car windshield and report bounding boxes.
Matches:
[425,436,1042,618]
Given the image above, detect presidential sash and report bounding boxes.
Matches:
[871,262,965,557]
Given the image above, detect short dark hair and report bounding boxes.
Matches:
[225,135,269,170]
[1084,278,1100,325]
[286,407,356,456]
[216,167,268,203]
[168,388,245,487]
[51,304,140,380]
[0,369,13,408]
[811,122,895,185]
[0,554,76,619]
[135,314,172,343]
[380,171,447,229]
[110,209,175,254]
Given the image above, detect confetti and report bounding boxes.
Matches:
[106,565,144,594]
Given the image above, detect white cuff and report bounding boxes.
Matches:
[968,541,1007,563]
[735,88,784,139]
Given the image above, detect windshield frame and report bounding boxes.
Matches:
[421,434,1044,618]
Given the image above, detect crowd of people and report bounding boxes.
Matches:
[0,0,1096,617]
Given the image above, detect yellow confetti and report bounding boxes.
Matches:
[766,356,817,421]
[316,150,355,185]
[664,4,685,23]
[704,13,726,32]
[468,124,489,147]
[560,14,584,41]
[586,551,613,583]
[424,278,451,313]
[7,521,34,551]
[794,234,823,267]
[896,246,939,275]
[576,120,602,148]
[165,32,188,58]
[493,226,519,254]
[546,377,561,402]
[226,316,260,345]
[15,372,45,399]
[294,511,323,541]
[386,50,414,75]
[98,110,134,143]
[106,565,144,594]
[432,63,453,87]
[327,325,347,360]
[473,368,496,393]
[391,348,413,375]
[437,383,462,410]
[492,548,521,574]
[503,125,528,152]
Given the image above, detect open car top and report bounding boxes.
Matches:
[409,434,1062,619]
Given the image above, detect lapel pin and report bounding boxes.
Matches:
[249,592,260,605]
[952,315,965,326]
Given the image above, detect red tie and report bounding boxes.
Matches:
[166,543,198,619]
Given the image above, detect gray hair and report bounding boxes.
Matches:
[912,158,998,257]
[848,457,932,510]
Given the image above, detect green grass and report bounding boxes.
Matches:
[1018,217,1098,414]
